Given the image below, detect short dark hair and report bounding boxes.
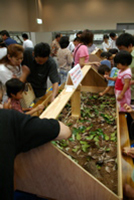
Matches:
[76,31,82,37]
[116,33,134,48]
[73,37,81,42]
[0,39,6,47]
[109,32,116,38]
[59,36,69,49]
[114,50,132,66]
[80,29,93,45]
[108,48,118,55]
[98,64,111,75]
[6,78,25,98]
[0,30,10,37]
[22,33,28,39]
[100,52,112,59]
[55,33,61,39]
[103,34,109,40]
[34,42,50,57]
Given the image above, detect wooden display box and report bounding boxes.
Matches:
[14,65,134,200]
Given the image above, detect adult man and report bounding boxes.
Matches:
[22,33,34,49]
[0,30,17,46]
[109,32,118,49]
[116,33,134,100]
[0,108,71,200]
[51,33,61,57]
[22,42,59,102]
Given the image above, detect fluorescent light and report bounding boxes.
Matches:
[36,18,43,24]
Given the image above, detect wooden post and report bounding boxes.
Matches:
[71,85,81,118]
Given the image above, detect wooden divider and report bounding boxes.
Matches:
[119,113,134,188]
[15,65,123,200]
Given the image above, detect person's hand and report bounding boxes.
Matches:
[130,80,134,85]
[104,75,109,79]
[117,94,123,101]
[99,92,104,96]
[123,103,133,113]
[93,62,101,67]
[37,104,44,112]
[123,147,134,158]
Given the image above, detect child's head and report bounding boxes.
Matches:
[98,64,111,76]
[73,37,81,46]
[108,48,118,55]
[103,34,109,42]
[116,33,134,53]
[114,50,132,70]
[100,52,112,60]
[6,78,25,100]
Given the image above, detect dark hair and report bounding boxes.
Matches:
[34,42,50,57]
[6,78,25,98]
[114,50,132,66]
[59,36,69,49]
[100,52,112,59]
[80,29,93,45]
[116,33,134,48]
[73,37,81,42]
[0,39,6,48]
[103,34,109,40]
[76,31,82,37]
[98,64,111,75]
[55,33,61,39]
[22,33,28,39]
[109,32,116,38]
[108,48,118,55]
[0,30,10,37]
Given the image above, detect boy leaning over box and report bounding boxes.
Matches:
[98,64,118,96]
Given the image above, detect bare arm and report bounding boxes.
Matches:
[99,86,111,96]
[25,104,44,115]
[117,78,130,101]
[104,75,117,81]
[51,82,58,102]
[20,65,30,83]
[55,121,71,140]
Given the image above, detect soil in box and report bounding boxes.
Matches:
[53,92,117,194]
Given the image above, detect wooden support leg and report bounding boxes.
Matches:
[71,85,81,118]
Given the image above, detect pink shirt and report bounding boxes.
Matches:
[74,44,89,66]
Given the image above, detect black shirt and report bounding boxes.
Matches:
[0,109,59,200]
[22,48,59,97]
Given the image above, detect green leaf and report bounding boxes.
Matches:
[72,146,80,152]
[76,133,82,141]
[105,135,109,141]
[86,135,94,140]
[106,148,110,152]
[93,136,99,142]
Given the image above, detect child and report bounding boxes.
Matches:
[100,52,112,69]
[98,64,118,96]
[104,50,132,112]
[6,78,44,115]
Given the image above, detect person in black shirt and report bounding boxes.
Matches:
[22,42,59,102]
[0,109,71,200]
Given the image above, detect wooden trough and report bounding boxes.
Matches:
[14,65,134,200]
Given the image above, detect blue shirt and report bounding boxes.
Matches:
[100,60,111,69]
[108,67,118,86]
[5,37,17,46]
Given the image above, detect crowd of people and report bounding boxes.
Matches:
[0,29,134,199]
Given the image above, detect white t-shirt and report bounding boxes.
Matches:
[0,47,7,59]
[23,39,34,49]
[102,42,110,52]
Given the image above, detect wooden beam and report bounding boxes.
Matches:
[71,85,81,118]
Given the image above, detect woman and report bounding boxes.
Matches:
[0,43,30,84]
[0,44,30,101]
[57,36,73,83]
[102,34,111,52]
[73,29,100,68]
